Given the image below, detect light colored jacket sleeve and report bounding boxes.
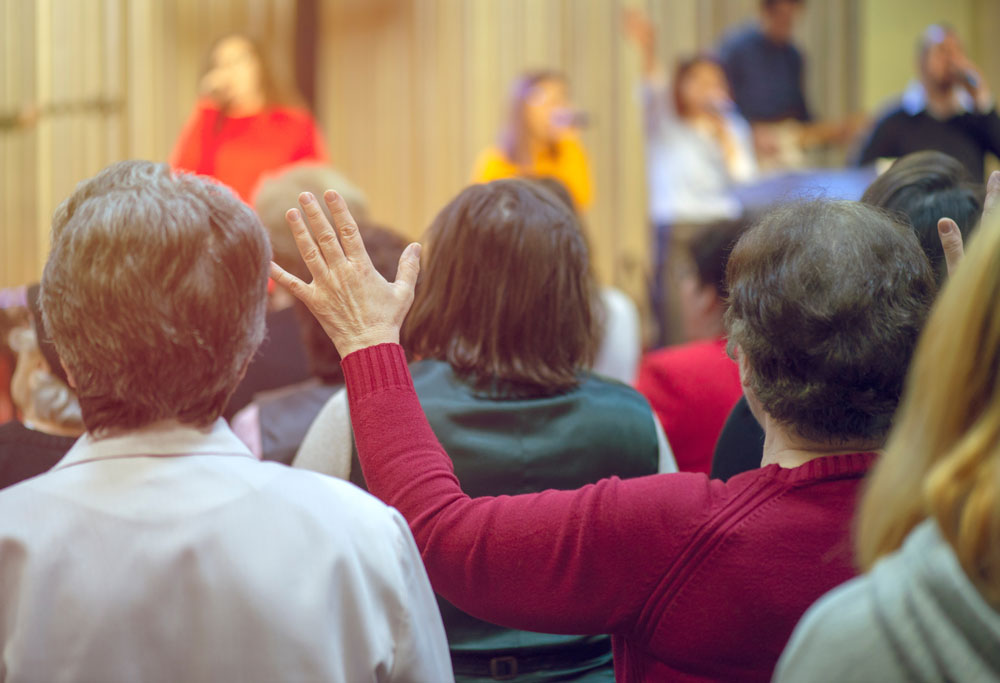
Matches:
[292,388,353,480]
[653,414,678,474]
[774,576,899,683]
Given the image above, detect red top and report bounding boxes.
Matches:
[170,100,328,202]
[344,344,876,683]
[636,337,743,474]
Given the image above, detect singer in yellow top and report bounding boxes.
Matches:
[472,71,594,211]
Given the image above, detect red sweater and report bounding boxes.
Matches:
[345,344,874,682]
[170,100,327,202]
[636,337,743,474]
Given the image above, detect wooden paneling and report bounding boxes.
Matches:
[7,0,992,308]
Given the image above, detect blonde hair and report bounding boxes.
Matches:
[857,211,1000,603]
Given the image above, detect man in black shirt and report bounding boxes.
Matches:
[857,25,1000,181]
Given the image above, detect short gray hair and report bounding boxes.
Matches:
[41,161,271,434]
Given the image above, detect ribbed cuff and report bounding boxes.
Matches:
[341,343,413,401]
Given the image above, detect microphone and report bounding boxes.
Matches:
[551,109,590,129]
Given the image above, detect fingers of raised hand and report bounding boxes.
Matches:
[324,190,371,265]
[393,243,422,300]
[298,192,345,266]
[985,171,1000,216]
[270,261,310,303]
[284,207,329,282]
[937,217,965,277]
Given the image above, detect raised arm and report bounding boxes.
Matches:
[273,190,713,636]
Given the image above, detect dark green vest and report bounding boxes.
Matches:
[350,360,659,681]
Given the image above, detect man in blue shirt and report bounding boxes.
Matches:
[717,0,809,123]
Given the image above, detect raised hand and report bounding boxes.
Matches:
[270,190,421,358]
[937,171,1000,277]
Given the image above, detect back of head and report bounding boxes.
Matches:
[726,200,935,445]
[862,151,983,285]
[403,178,597,394]
[42,161,271,434]
[254,163,370,281]
[858,211,1000,602]
[689,218,750,299]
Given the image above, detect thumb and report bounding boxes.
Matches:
[937,217,965,277]
[985,170,1000,216]
[394,242,421,295]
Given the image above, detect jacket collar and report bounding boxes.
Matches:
[54,418,255,471]
[901,80,975,117]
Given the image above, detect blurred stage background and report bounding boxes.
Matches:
[2,0,999,310]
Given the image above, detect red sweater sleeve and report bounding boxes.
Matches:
[170,103,210,171]
[343,343,718,636]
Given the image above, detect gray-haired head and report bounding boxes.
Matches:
[41,160,272,435]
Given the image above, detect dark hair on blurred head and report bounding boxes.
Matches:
[499,70,566,167]
[403,178,598,394]
[762,0,804,8]
[688,218,750,299]
[726,201,935,444]
[672,55,729,118]
[862,150,983,285]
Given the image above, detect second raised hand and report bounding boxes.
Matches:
[270,190,421,358]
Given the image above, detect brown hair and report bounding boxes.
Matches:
[857,211,1000,601]
[672,55,729,118]
[202,34,302,108]
[499,70,566,168]
[41,160,271,434]
[402,179,598,394]
[725,201,936,444]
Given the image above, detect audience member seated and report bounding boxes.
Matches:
[223,164,371,419]
[535,176,643,385]
[275,194,935,682]
[775,198,1000,682]
[711,150,986,481]
[861,150,983,284]
[636,219,747,474]
[0,161,451,682]
[472,71,593,211]
[231,165,406,463]
[856,24,1000,181]
[294,179,669,681]
[0,285,83,489]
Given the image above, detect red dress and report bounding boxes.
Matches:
[636,337,744,474]
[170,100,328,202]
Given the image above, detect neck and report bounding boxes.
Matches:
[224,93,267,117]
[922,79,956,117]
[759,415,880,468]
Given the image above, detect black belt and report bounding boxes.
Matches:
[450,636,613,680]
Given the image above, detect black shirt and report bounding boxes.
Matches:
[717,24,811,123]
[856,103,1000,181]
[0,420,77,490]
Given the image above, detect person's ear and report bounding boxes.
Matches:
[60,359,77,389]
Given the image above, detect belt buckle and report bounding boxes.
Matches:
[489,655,518,680]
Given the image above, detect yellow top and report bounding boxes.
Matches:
[471,137,594,211]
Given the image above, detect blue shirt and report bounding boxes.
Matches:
[717,23,811,123]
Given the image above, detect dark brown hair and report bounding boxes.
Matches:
[403,179,598,394]
[42,161,271,434]
[725,201,935,444]
[688,218,750,299]
[861,150,982,285]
